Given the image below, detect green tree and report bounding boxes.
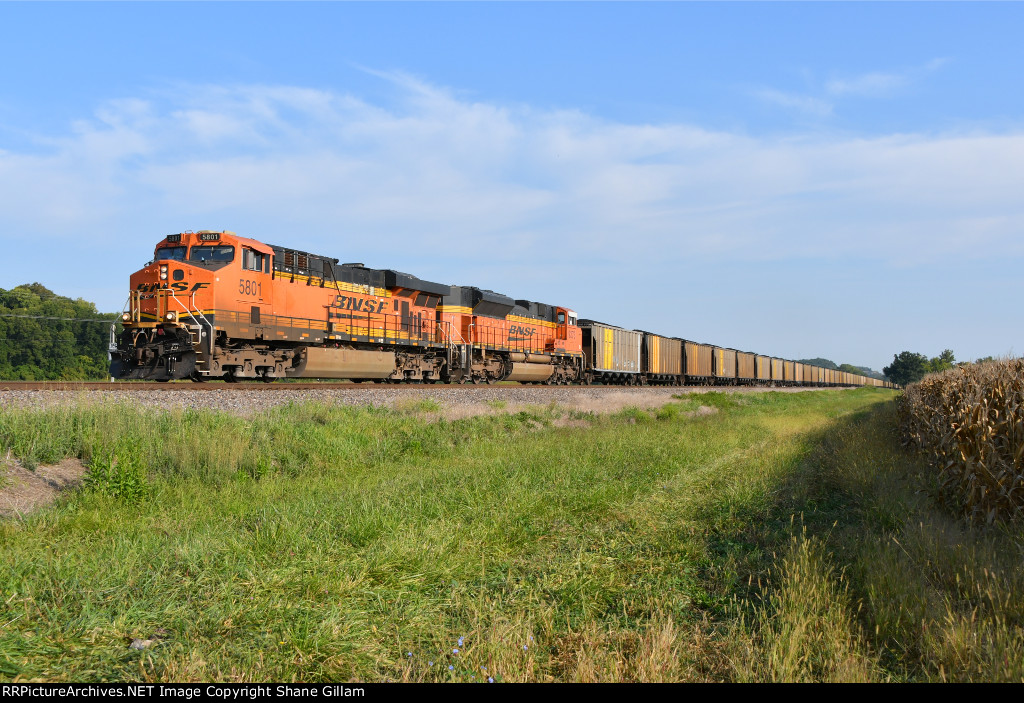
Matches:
[927,349,956,373]
[797,358,838,370]
[0,283,118,380]
[883,351,930,386]
[838,363,885,380]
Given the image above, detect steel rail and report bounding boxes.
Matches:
[0,381,589,392]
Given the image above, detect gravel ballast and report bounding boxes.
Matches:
[0,385,846,417]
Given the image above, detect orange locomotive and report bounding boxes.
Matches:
[112,230,584,383]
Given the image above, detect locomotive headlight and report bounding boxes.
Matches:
[160,264,168,280]
[121,312,131,322]
[165,312,177,321]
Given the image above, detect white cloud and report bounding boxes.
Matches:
[826,58,948,98]
[753,88,834,117]
[1,76,1022,285]
[825,71,907,98]
[755,58,950,115]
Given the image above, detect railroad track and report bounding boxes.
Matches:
[0,381,579,392]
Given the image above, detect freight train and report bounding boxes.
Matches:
[111,230,893,389]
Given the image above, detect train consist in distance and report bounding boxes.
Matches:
[112,230,893,389]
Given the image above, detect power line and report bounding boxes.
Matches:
[0,313,118,323]
[0,337,100,342]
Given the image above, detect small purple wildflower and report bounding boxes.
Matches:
[457,637,464,646]
[453,648,459,654]
[488,677,494,683]
[523,645,528,650]
[428,661,433,667]
[406,652,412,658]
[481,666,486,671]
[448,665,454,671]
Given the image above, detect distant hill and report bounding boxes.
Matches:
[798,357,838,370]
[797,358,885,381]
[0,283,118,380]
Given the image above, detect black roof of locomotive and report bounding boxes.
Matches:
[268,243,449,296]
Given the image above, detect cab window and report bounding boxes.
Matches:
[189,245,235,263]
[155,246,187,261]
[557,311,566,324]
[242,248,265,272]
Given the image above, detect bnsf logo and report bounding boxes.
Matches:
[508,325,535,342]
[332,295,387,314]
[136,282,210,293]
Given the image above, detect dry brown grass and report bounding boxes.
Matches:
[897,359,1024,523]
[554,613,728,682]
[731,532,880,682]
[0,456,86,518]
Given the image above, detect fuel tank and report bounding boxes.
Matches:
[287,346,396,379]
[505,362,554,382]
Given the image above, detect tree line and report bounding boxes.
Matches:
[882,349,967,387]
[0,283,118,380]
[797,358,886,381]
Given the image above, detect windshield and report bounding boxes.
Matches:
[189,245,235,263]
[155,246,187,261]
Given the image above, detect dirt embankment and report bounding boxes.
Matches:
[0,454,86,519]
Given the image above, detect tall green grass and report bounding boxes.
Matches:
[731,400,1024,682]
[1,388,1018,682]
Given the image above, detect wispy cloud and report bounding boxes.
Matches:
[755,57,950,115]
[825,71,908,98]
[753,88,834,117]
[826,58,949,98]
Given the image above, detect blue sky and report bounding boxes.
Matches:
[1,2,1022,371]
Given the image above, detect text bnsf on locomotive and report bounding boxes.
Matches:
[112,230,893,389]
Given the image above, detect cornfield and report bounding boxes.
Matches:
[897,359,1024,523]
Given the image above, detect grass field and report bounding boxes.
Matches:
[1,388,1021,682]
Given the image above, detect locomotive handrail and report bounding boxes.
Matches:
[187,289,215,367]
[159,286,214,370]
[128,291,141,323]
[438,319,466,346]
